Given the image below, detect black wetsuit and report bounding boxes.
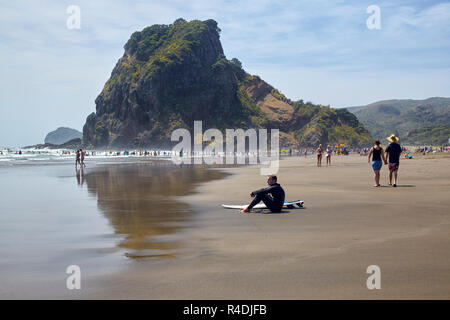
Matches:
[248,183,285,212]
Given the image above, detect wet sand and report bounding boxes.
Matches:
[0,160,226,299]
[82,154,450,299]
[1,154,449,299]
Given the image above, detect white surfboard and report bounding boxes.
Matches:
[222,200,304,210]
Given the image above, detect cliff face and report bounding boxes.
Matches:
[241,76,371,147]
[83,18,370,148]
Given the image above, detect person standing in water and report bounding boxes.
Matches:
[325,145,332,166]
[385,134,402,187]
[75,149,81,168]
[316,144,323,167]
[367,139,386,187]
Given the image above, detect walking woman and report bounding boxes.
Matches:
[367,139,386,187]
[316,144,323,167]
[325,145,332,166]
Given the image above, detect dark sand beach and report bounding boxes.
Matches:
[1,154,449,299]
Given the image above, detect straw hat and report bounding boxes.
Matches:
[387,134,399,143]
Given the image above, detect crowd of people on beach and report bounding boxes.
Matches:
[69,136,448,190]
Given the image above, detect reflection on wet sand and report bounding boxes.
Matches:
[76,167,85,186]
[83,162,226,258]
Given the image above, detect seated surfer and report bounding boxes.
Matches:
[240,175,285,213]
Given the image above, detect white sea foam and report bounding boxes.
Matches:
[0,148,177,166]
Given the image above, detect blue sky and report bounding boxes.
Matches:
[1,0,449,146]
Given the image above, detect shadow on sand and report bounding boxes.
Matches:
[251,207,306,214]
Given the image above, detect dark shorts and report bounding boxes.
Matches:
[371,160,382,171]
[388,163,399,172]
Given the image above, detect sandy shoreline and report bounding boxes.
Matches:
[75,154,450,299]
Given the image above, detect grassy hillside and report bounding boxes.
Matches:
[347,97,450,145]
[405,124,450,145]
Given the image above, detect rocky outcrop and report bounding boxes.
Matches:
[24,138,82,150]
[83,18,371,149]
[44,127,82,145]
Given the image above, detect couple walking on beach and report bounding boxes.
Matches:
[75,149,86,168]
[367,134,402,187]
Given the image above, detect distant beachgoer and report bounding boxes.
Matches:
[326,145,332,166]
[240,175,285,213]
[316,144,323,167]
[80,149,86,168]
[385,134,402,187]
[75,149,81,168]
[368,139,386,187]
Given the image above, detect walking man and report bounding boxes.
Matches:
[385,134,402,187]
